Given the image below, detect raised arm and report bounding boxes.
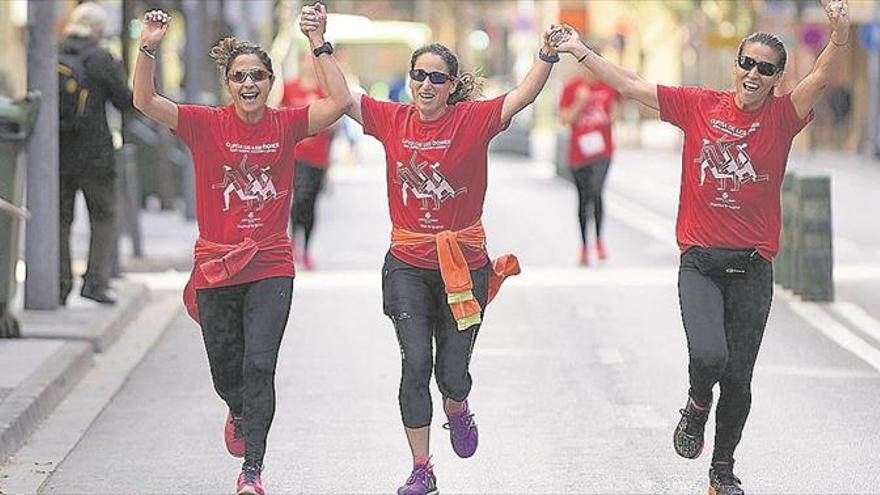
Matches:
[132,10,178,130]
[298,3,353,136]
[554,27,659,111]
[500,26,561,125]
[791,0,850,119]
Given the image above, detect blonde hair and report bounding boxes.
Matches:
[63,2,107,39]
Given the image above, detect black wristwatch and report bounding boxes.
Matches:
[312,41,333,57]
[538,49,559,64]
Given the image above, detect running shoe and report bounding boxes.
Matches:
[673,396,711,459]
[708,462,744,495]
[397,461,438,495]
[579,245,589,266]
[443,400,478,458]
[236,464,265,495]
[301,253,314,271]
[225,410,245,458]
[596,238,608,260]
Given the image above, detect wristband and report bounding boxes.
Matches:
[831,37,849,47]
[577,51,590,64]
[140,44,157,59]
[538,49,559,64]
[312,41,334,57]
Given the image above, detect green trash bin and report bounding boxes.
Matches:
[0,91,41,338]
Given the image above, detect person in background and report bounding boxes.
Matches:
[282,51,333,270]
[559,59,619,266]
[58,1,133,305]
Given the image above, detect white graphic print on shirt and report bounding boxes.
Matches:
[211,154,288,229]
[395,151,467,212]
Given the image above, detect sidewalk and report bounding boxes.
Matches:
[0,202,193,466]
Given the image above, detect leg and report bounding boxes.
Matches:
[301,167,327,253]
[712,259,773,464]
[196,284,247,416]
[382,254,436,460]
[678,251,729,406]
[240,276,293,468]
[572,166,591,247]
[290,161,306,244]
[58,174,79,303]
[591,157,611,240]
[435,263,489,459]
[79,174,118,292]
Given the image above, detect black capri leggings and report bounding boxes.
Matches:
[381,252,490,429]
[196,276,293,467]
[290,161,327,252]
[571,157,611,245]
[678,247,773,464]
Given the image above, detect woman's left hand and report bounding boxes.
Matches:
[822,0,850,44]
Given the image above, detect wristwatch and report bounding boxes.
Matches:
[538,49,559,64]
[312,41,333,57]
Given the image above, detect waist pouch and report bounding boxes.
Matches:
[687,247,760,279]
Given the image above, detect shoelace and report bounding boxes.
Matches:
[241,466,260,484]
[406,464,434,487]
[443,413,475,432]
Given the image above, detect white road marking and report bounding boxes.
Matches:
[831,301,880,345]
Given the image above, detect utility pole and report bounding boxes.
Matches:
[25,0,59,309]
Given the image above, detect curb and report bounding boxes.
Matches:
[0,281,150,466]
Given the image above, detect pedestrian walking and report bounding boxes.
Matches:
[302,20,566,493]
[559,62,619,265]
[552,1,849,493]
[58,1,133,305]
[281,52,332,270]
[132,4,351,494]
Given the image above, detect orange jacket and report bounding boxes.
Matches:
[391,221,520,330]
[183,233,291,323]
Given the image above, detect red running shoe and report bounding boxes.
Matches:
[225,410,245,458]
[301,253,314,271]
[236,465,265,495]
[596,238,608,260]
[579,246,589,266]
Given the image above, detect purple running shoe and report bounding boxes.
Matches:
[443,401,478,458]
[397,462,438,495]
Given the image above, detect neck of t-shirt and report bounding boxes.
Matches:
[418,104,451,123]
[233,105,267,125]
[733,92,770,114]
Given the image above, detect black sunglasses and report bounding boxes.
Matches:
[409,69,453,85]
[737,55,781,77]
[228,68,272,84]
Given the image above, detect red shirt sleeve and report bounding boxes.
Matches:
[658,85,704,129]
[361,95,401,142]
[473,93,510,139]
[175,104,217,147]
[282,105,310,142]
[777,92,815,138]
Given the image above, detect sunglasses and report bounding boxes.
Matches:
[409,69,453,85]
[228,68,272,84]
[737,55,781,77]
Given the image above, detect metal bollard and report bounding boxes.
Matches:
[793,173,834,301]
[777,172,798,290]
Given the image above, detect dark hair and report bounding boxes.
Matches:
[209,37,274,78]
[410,43,484,104]
[737,32,787,71]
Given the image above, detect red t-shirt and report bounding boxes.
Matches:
[657,86,813,260]
[559,79,618,167]
[361,94,509,270]
[175,103,309,288]
[282,80,331,168]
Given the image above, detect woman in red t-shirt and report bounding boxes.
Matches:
[306,24,563,493]
[132,5,351,493]
[559,65,619,265]
[281,52,333,270]
[553,1,849,493]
